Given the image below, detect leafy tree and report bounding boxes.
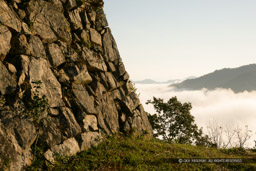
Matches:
[146,97,210,146]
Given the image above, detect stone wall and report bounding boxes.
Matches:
[0,0,152,170]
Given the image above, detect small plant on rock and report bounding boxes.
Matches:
[0,95,5,107]
[27,80,48,126]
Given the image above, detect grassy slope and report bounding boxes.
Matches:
[28,135,256,171]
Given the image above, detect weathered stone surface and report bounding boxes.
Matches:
[0,115,36,170]
[0,61,16,95]
[49,0,64,12]
[131,115,145,132]
[47,43,65,67]
[88,10,96,24]
[74,69,93,85]
[12,119,37,150]
[137,104,153,136]
[22,22,32,35]
[95,12,108,31]
[60,107,81,137]
[103,28,120,61]
[41,117,63,148]
[94,83,119,133]
[18,9,26,20]
[45,137,80,162]
[81,29,90,43]
[13,2,18,9]
[107,62,116,72]
[58,69,70,84]
[83,48,107,72]
[26,58,64,107]
[49,108,59,116]
[69,9,83,30]
[65,64,92,85]
[67,0,77,10]
[6,62,17,74]
[81,11,91,29]
[0,25,12,61]
[100,94,119,133]
[29,36,46,58]
[72,83,97,114]
[44,137,81,163]
[73,32,81,42]
[14,0,21,3]
[0,1,153,170]
[105,72,119,89]
[13,34,29,55]
[83,115,98,131]
[28,0,71,43]
[123,121,131,133]
[52,137,80,155]
[97,112,111,135]
[44,150,55,163]
[80,132,102,151]
[122,72,130,80]
[0,0,21,32]
[114,59,126,77]
[90,28,102,46]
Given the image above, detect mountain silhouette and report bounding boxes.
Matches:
[134,79,180,84]
[172,64,256,93]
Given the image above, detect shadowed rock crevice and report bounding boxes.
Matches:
[0,0,152,170]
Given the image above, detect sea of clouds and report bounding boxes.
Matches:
[135,84,256,148]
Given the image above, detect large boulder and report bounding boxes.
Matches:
[0,112,36,170]
[47,43,65,67]
[0,0,21,32]
[28,0,71,43]
[0,25,12,61]
[20,56,64,108]
[0,61,16,95]
[28,36,47,58]
[72,83,97,115]
[83,48,107,72]
[103,28,120,62]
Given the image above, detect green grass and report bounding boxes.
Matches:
[27,135,256,170]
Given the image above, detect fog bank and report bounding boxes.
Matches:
[136,84,256,148]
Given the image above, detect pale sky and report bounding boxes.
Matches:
[104,0,256,81]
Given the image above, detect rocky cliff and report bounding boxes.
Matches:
[0,0,152,170]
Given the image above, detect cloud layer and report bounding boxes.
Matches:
[136,84,256,147]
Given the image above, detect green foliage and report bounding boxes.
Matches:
[23,80,49,169]
[27,145,46,170]
[0,95,5,107]
[27,80,48,126]
[0,158,10,170]
[129,82,140,96]
[129,82,136,92]
[27,135,256,170]
[221,147,247,155]
[146,97,210,145]
[85,40,92,49]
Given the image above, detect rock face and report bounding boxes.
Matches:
[0,0,152,170]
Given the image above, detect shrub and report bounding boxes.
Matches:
[146,97,210,146]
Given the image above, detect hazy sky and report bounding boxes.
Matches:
[104,0,256,81]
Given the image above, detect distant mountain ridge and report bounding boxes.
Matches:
[134,79,180,84]
[172,64,256,93]
[134,76,197,84]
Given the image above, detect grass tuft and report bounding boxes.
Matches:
[27,135,256,170]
